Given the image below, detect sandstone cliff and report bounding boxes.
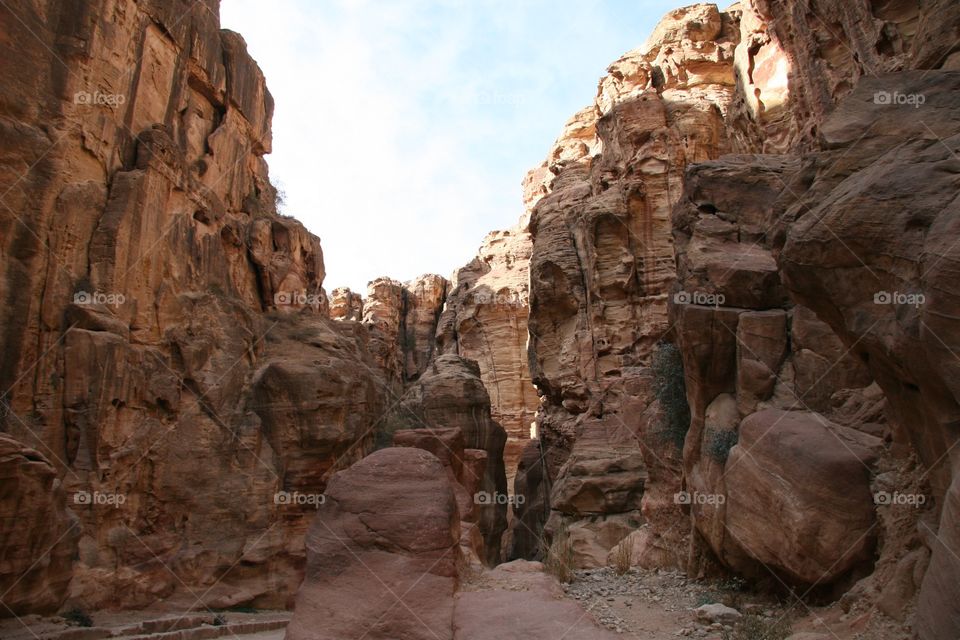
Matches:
[520,2,960,638]
[437,221,538,486]
[518,1,743,562]
[0,0,386,613]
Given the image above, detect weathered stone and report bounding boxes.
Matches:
[286,448,460,640]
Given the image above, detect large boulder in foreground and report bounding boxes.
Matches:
[721,410,881,587]
[286,448,460,640]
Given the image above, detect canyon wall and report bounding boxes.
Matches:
[517,2,744,562]
[0,0,394,613]
[518,0,960,637]
[436,222,538,485]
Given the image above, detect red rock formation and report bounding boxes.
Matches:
[775,71,960,640]
[0,435,78,615]
[352,274,448,385]
[520,2,743,566]
[329,287,363,321]
[437,222,538,485]
[285,447,460,640]
[0,0,385,612]
[394,355,509,565]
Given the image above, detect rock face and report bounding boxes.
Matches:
[519,2,743,565]
[545,421,647,568]
[329,287,363,321]
[669,151,884,591]
[347,274,448,385]
[0,435,78,615]
[0,0,385,612]
[392,355,509,565]
[521,3,960,637]
[437,222,538,484]
[285,448,460,640]
[664,2,960,634]
[773,71,960,640]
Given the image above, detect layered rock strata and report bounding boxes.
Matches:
[518,2,744,565]
[0,0,383,613]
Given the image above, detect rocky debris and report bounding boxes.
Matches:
[436,220,539,482]
[286,448,460,640]
[393,355,509,565]
[561,566,750,637]
[0,436,78,615]
[693,603,741,624]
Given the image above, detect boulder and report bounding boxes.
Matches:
[721,410,880,586]
[286,448,460,640]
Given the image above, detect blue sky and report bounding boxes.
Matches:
[220,0,684,292]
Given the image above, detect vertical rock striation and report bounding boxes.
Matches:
[0,0,385,612]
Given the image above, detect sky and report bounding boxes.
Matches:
[220,0,682,293]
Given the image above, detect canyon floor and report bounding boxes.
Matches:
[3,562,913,640]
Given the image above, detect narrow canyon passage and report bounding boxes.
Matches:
[1,1,959,640]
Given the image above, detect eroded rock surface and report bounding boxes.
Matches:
[285,448,460,640]
[0,0,385,612]
[393,355,509,565]
[519,2,744,566]
[437,222,538,485]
